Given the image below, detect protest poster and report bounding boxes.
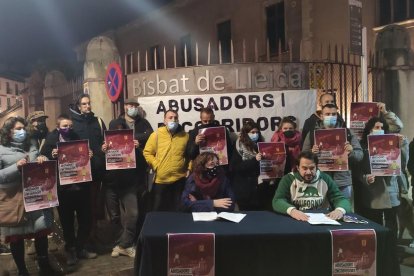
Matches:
[368,134,401,176]
[199,126,228,165]
[331,229,376,276]
[168,233,215,276]
[314,128,348,171]
[105,129,136,170]
[57,140,92,185]
[350,102,379,139]
[258,142,286,179]
[22,160,58,212]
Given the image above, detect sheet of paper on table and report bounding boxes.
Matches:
[305,213,341,225]
[192,212,246,223]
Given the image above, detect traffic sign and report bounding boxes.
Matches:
[105,62,123,102]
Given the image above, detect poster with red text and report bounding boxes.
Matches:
[258,142,286,179]
[314,128,348,171]
[22,161,58,212]
[350,102,379,140]
[57,140,92,185]
[331,229,376,276]
[199,127,228,165]
[105,129,136,170]
[168,233,215,276]
[368,134,401,176]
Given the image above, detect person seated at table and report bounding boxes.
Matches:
[273,151,351,221]
[182,152,235,212]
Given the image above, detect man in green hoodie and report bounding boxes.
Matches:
[273,151,351,221]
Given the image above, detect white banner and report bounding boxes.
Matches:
[139,89,317,141]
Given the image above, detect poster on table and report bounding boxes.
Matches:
[331,229,376,276]
[314,128,348,171]
[22,160,59,212]
[168,233,215,276]
[258,142,286,179]
[57,140,92,185]
[199,126,228,165]
[104,129,136,170]
[350,102,379,139]
[368,134,401,176]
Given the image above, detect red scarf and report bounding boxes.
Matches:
[271,130,302,171]
[194,173,221,199]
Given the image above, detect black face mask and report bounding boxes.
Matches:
[33,122,48,139]
[203,166,218,179]
[283,130,295,138]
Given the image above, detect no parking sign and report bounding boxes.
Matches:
[105,62,123,102]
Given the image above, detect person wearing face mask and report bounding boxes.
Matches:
[302,104,363,199]
[143,109,190,211]
[185,107,233,164]
[271,117,302,173]
[229,120,264,211]
[301,93,346,147]
[101,98,153,258]
[26,111,49,151]
[41,114,97,266]
[353,117,407,241]
[273,151,351,221]
[0,116,62,275]
[181,152,235,212]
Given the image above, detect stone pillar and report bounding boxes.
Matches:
[84,36,121,125]
[43,70,68,130]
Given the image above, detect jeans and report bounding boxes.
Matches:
[338,185,352,200]
[57,187,92,251]
[106,185,139,248]
[151,178,186,212]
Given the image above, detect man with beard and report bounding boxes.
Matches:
[273,151,351,221]
[185,107,233,164]
[26,111,49,150]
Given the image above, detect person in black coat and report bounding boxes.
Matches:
[41,114,96,266]
[101,98,153,258]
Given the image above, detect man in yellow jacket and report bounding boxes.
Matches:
[144,109,189,211]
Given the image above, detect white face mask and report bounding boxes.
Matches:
[127,107,139,117]
[248,133,259,142]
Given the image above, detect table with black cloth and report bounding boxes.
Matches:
[134,211,399,276]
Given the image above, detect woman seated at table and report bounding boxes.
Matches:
[182,152,235,212]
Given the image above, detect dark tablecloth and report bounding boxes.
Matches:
[134,211,399,276]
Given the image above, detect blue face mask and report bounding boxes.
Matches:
[371,129,384,135]
[127,107,139,117]
[13,129,27,143]
[323,115,337,128]
[167,121,178,132]
[248,133,259,142]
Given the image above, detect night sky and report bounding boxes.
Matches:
[0,0,170,76]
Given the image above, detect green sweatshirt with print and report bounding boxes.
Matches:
[273,170,351,215]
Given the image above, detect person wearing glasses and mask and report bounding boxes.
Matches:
[182,152,235,212]
[143,109,189,211]
[26,111,49,151]
[68,93,106,258]
[102,98,153,258]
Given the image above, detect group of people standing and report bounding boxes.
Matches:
[0,91,411,275]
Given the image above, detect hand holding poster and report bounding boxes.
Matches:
[258,142,286,179]
[350,102,379,139]
[331,229,376,276]
[368,134,401,176]
[57,140,92,185]
[315,129,348,171]
[22,160,58,212]
[168,233,215,276]
[199,126,228,165]
[104,129,136,170]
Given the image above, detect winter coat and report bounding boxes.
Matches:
[143,125,189,184]
[69,107,106,181]
[0,141,53,240]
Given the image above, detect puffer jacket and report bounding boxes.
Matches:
[0,142,53,240]
[143,125,189,184]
